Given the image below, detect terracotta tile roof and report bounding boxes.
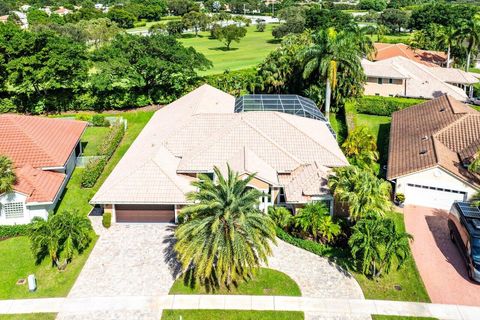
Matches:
[14,165,66,203]
[374,43,447,67]
[0,115,87,168]
[387,95,480,187]
[0,114,86,203]
[280,162,331,203]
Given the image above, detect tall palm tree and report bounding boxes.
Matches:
[28,210,93,270]
[437,25,456,68]
[0,155,16,194]
[301,27,366,116]
[328,166,391,220]
[455,16,480,72]
[294,202,341,243]
[175,165,276,289]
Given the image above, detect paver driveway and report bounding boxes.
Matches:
[58,222,367,320]
[404,205,480,306]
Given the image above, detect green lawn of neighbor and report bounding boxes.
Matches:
[81,126,110,156]
[162,310,304,320]
[0,236,96,299]
[179,24,280,75]
[169,268,301,296]
[351,211,430,302]
[355,113,391,166]
[369,33,412,44]
[0,314,57,320]
[126,16,181,33]
[55,111,154,216]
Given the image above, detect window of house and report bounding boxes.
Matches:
[2,202,25,219]
[388,78,394,84]
[377,78,383,84]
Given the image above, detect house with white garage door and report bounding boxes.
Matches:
[90,85,349,223]
[387,94,480,210]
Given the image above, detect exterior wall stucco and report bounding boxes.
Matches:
[0,192,49,225]
[364,77,405,97]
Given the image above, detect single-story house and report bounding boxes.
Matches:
[91,85,348,223]
[0,115,87,225]
[373,43,448,67]
[387,95,480,210]
[362,56,478,101]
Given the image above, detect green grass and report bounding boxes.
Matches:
[0,236,97,299]
[126,16,181,33]
[55,111,154,216]
[369,33,412,44]
[161,310,304,320]
[169,268,301,296]
[372,316,437,320]
[0,314,57,320]
[355,113,391,166]
[179,24,280,75]
[81,127,110,156]
[351,211,430,302]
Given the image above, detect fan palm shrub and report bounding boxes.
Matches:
[349,216,412,278]
[28,210,93,270]
[268,206,293,230]
[342,126,379,171]
[328,166,391,220]
[175,165,276,290]
[294,202,341,243]
[0,155,16,194]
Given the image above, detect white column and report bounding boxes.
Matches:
[111,204,116,224]
[174,205,178,224]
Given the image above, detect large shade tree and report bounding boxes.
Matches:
[0,155,15,194]
[328,166,391,220]
[301,27,369,116]
[175,165,276,289]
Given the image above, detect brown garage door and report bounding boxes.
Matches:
[115,204,175,223]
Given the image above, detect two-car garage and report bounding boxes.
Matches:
[115,204,176,223]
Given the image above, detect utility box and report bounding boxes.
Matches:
[28,274,36,292]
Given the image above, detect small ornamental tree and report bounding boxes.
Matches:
[215,24,247,50]
[0,155,15,194]
[182,11,209,37]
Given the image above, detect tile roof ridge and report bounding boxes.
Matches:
[433,112,469,138]
[6,115,57,167]
[272,112,348,165]
[151,156,189,196]
[241,114,303,166]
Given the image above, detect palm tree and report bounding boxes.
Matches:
[349,216,412,277]
[301,27,366,116]
[268,206,293,230]
[455,16,480,72]
[328,166,391,220]
[175,165,276,289]
[0,155,16,194]
[294,202,341,243]
[342,126,379,170]
[376,24,389,42]
[436,25,456,68]
[29,210,93,270]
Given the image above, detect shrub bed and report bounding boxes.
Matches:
[80,123,125,188]
[356,96,425,116]
[0,225,29,240]
[102,212,112,228]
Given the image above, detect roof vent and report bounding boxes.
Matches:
[439,108,446,112]
[419,150,428,155]
[421,136,429,141]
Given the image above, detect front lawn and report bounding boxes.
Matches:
[55,111,154,216]
[179,24,280,75]
[0,236,96,299]
[162,310,304,320]
[169,268,301,296]
[0,314,56,320]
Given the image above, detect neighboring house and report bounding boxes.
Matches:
[54,7,72,15]
[0,15,8,23]
[362,56,478,101]
[0,115,87,225]
[373,43,448,67]
[387,95,480,210]
[91,85,348,223]
[10,11,28,29]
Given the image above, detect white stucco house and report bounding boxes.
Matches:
[0,115,87,225]
[387,95,480,210]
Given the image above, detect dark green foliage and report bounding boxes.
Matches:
[379,8,408,33]
[305,6,356,31]
[355,96,425,116]
[91,114,109,127]
[214,24,247,50]
[102,212,112,229]
[0,224,29,240]
[80,157,107,188]
[256,20,266,32]
[359,0,387,11]
[98,123,125,157]
[204,68,262,96]
[107,8,136,29]
[408,3,478,30]
[166,20,184,36]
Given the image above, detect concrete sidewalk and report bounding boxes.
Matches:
[1,295,480,319]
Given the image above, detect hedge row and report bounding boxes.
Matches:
[80,123,125,188]
[0,224,29,240]
[344,99,357,132]
[355,96,425,116]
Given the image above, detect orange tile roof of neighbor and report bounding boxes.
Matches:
[374,43,447,67]
[387,95,480,188]
[0,115,87,203]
